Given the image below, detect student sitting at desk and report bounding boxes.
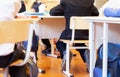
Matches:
[50,0,99,72]
[0,0,28,77]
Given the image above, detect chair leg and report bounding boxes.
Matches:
[31,52,46,74]
[4,67,9,77]
[63,43,73,77]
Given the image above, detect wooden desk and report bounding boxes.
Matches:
[83,16,120,77]
[33,16,65,58]
[34,16,65,39]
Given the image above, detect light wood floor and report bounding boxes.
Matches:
[37,45,89,77]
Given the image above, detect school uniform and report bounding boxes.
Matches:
[0,0,27,77]
[50,0,99,61]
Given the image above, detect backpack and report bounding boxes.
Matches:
[26,59,39,77]
[94,43,120,77]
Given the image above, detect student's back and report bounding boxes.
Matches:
[61,0,94,28]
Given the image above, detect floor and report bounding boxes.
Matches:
[37,44,89,77]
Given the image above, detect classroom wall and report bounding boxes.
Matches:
[24,0,108,12]
[45,0,59,12]
[95,0,108,9]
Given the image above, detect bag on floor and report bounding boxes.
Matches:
[26,59,38,77]
[94,43,120,77]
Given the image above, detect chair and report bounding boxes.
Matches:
[60,16,89,77]
[0,19,34,77]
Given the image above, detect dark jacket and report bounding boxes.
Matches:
[50,0,99,40]
[50,5,64,16]
[19,1,26,13]
[31,2,41,12]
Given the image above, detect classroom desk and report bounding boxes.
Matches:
[35,16,65,39]
[83,16,120,77]
[34,16,65,58]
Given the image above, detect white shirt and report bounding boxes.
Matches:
[0,0,21,56]
[38,4,46,13]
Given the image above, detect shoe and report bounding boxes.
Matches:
[41,48,51,55]
[84,49,90,73]
[62,51,72,71]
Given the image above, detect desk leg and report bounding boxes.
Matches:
[33,21,46,73]
[89,22,95,77]
[46,39,60,58]
[102,23,108,77]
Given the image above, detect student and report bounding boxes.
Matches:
[50,0,99,72]
[31,0,42,12]
[18,0,26,13]
[0,0,28,77]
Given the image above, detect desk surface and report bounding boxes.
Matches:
[82,16,120,24]
[38,16,64,18]
[81,16,120,48]
[16,15,65,39]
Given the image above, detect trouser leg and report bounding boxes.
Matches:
[9,65,27,77]
[0,47,27,77]
[75,43,86,62]
[41,39,51,49]
[56,40,66,59]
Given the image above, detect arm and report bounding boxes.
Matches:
[0,0,21,21]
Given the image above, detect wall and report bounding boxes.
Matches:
[45,1,59,11]
[95,0,108,9]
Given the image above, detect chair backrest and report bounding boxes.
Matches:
[70,16,89,30]
[0,19,34,66]
[70,16,89,43]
